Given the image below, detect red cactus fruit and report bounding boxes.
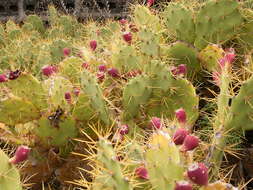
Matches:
[8,70,21,80]
[123,32,132,44]
[173,128,189,145]
[0,74,8,82]
[108,68,119,78]
[175,108,187,124]
[187,163,208,186]
[135,166,149,179]
[119,19,127,25]
[42,65,57,77]
[181,135,199,151]
[63,48,71,57]
[119,124,129,135]
[98,64,107,72]
[150,117,162,130]
[65,92,71,103]
[172,64,187,76]
[90,40,97,51]
[82,62,89,69]
[73,88,80,96]
[147,0,155,7]
[97,72,105,82]
[9,145,31,164]
[175,181,193,190]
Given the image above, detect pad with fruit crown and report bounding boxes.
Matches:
[145,131,184,190]
[0,149,22,190]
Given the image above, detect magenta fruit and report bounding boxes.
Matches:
[181,135,199,151]
[123,32,132,43]
[135,166,149,179]
[173,128,189,145]
[90,40,97,51]
[9,145,31,164]
[98,64,107,72]
[119,124,129,135]
[42,65,57,77]
[172,64,187,76]
[147,0,155,7]
[108,68,119,78]
[0,74,7,82]
[119,19,127,25]
[150,117,162,130]
[8,70,21,80]
[65,92,71,103]
[187,163,208,186]
[175,181,193,190]
[63,48,71,57]
[175,108,187,123]
[82,62,89,69]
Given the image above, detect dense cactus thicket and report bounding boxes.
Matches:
[1,0,253,189]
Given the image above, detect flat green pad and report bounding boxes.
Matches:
[229,76,253,131]
[36,116,77,146]
[5,74,47,111]
[0,149,22,190]
[0,96,40,126]
[163,3,195,43]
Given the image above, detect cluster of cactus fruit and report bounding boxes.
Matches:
[0,0,253,189]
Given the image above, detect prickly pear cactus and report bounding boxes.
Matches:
[163,3,195,43]
[0,149,22,190]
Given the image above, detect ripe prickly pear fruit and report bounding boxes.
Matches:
[90,40,97,51]
[63,48,71,57]
[82,62,89,69]
[219,48,236,69]
[187,163,208,186]
[123,32,132,44]
[147,0,155,7]
[98,64,107,72]
[8,70,21,80]
[65,92,71,103]
[135,166,149,179]
[119,19,127,25]
[171,64,187,76]
[0,74,7,82]
[97,72,105,82]
[175,181,193,190]
[181,135,199,151]
[108,68,119,78]
[150,117,162,129]
[9,145,30,164]
[119,124,129,135]
[173,128,189,145]
[42,65,57,77]
[175,108,187,124]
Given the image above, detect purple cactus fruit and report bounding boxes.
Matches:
[63,48,71,57]
[119,124,129,135]
[173,128,189,145]
[0,74,8,82]
[123,32,132,44]
[97,72,105,82]
[119,19,127,25]
[9,145,30,164]
[82,62,89,69]
[135,166,149,179]
[8,70,21,80]
[65,92,71,103]
[175,181,193,190]
[42,65,57,77]
[171,64,187,76]
[108,68,119,78]
[147,0,155,7]
[90,40,97,51]
[181,135,199,151]
[98,64,107,72]
[150,117,162,130]
[187,163,208,186]
[175,108,187,124]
